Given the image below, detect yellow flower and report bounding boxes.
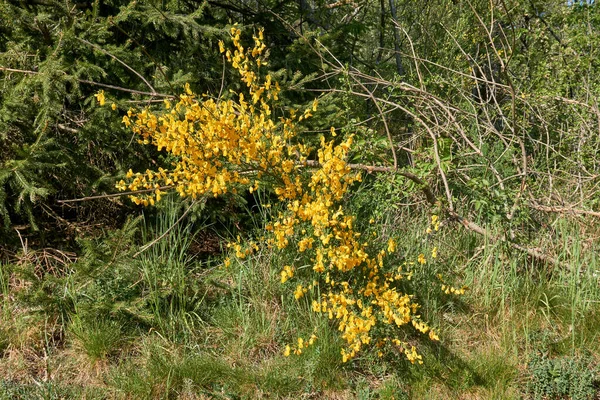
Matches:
[387,238,397,253]
[111,103,117,110]
[283,345,290,357]
[294,285,305,300]
[429,330,439,341]
[293,338,304,355]
[431,214,440,231]
[280,265,294,283]
[431,247,438,259]
[95,90,106,106]
[405,346,423,364]
[341,350,349,363]
[418,253,426,265]
[312,300,321,312]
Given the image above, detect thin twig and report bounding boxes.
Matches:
[56,186,175,203]
[218,55,226,101]
[348,71,398,169]
[78,79,174,98]
[0,66,38,75]
[76,38,157,95]
[0,66,174,98]
[529,202,600,218]
[133,200,198,258]
[108,18,176,94]
[447,210,567,268]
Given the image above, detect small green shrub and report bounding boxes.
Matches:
[526,352,598,400]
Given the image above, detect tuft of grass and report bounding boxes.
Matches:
[68,315,123,363]
[109,333,307,399]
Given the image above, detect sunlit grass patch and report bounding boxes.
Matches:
[68,315,124,364]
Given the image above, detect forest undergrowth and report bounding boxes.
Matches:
[1,191,599,399]
[2,1,600,399]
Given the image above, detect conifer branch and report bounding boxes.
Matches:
[0,66,174,98]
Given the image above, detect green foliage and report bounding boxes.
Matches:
[109,336,306,399]
[0,0,229,240]
[0,132,64,230]
[0,381,107,400]
[10,202,203,337]
[69,315,124,363]
[527,352,598,400]
[137,196,208,341]
[2,0,600,398]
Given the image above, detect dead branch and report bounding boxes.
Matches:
[133,199,199,258]
[76,38,157,95]
[529,202,600,218]
[0,66,174,98]
[56,186,175,204]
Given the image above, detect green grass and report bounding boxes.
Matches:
[68,315,124,363]
[0,193,599,399]
[137,199,206,342]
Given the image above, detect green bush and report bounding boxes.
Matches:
[526,352,598,400]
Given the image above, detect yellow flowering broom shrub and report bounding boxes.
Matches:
[114,26,442,364]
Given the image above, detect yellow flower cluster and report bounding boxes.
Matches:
[115,26,284,205]
[438,273,468,295]
[226,236,257,259]
[284,334,317,356]
[265,137,442,362]
[115,25,439,364]
[426,214,440,234]
[95,90,106,106]
[280,265,295,284]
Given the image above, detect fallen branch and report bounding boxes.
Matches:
[57,160,566,268]
[447,210,566,268]
[56,186,174,204]
[302,160,436,204]
[529,202,600,218]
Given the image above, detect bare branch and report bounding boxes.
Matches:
[76,38,157,95]
[56,186,175,204]
[133,199,199,258]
